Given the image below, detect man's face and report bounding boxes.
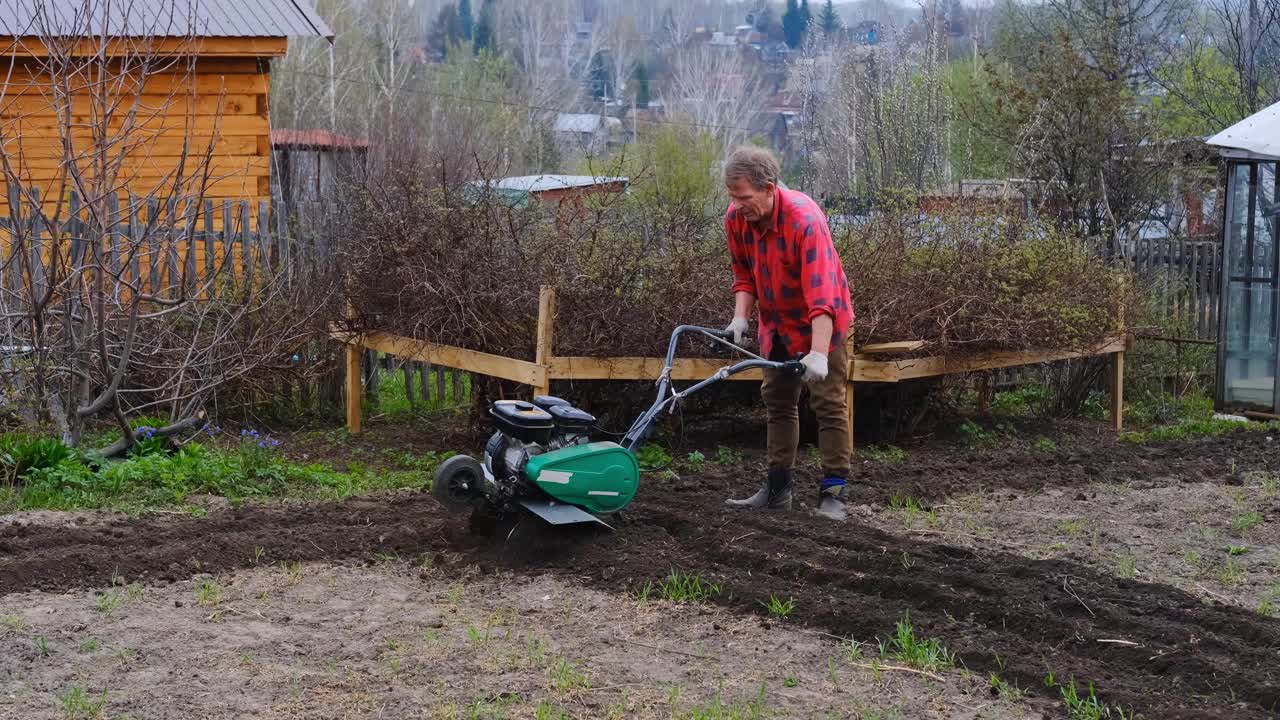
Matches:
[727,177,775,224]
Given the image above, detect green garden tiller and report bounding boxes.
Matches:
[431,325,802,529]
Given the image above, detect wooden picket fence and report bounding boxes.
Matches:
[0,188,311,302]
[1127,237,1222,342]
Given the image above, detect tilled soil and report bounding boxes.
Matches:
[3,431,1280,718]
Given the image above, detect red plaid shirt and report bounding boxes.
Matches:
[726,187,853,358]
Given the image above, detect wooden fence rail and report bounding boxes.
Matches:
[335,287,1133,447]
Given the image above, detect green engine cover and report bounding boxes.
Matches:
[523,442,639,514]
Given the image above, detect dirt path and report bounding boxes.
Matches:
[3,430,1280,718]
[2,563,1038,719]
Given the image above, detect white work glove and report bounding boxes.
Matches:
[800,351,829,384]
[725,316,749,345]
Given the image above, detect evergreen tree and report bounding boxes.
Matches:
[426,3,463,60]
[589,51,613,100]
[472,0,494,55]
[782,0,804,48]
[458,0,473,41]
[801,0,812,31]
[818,0,841,34]
[634,62,650,108]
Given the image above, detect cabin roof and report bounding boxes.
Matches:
[0,0,332,40]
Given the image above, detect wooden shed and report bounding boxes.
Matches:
[0,0,332,220]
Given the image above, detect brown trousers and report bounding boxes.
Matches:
[761,340,851,479]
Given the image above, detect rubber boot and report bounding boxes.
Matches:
[816,478,849,521]
[725,468,793,510]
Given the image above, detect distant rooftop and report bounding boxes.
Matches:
[491,175,628,193]
[0,0,332,39]
[554,113,610,134]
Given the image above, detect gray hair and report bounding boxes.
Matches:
[724,145,781,190]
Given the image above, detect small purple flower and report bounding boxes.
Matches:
[258,441,267,448]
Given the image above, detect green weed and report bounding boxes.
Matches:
[1115,552,1138,579]
[782,675,798,688]
[1031,436,1058,454]
[990,673,1025,701]
[78,637,100,653]
[633,580,655,605]
[1218,556,1246,586]
[1058,518,1085,538]
[95,591,123,616]
[534,701,569,720]
[548,657,590,693]
[991,384,1051,417]
[957,420,998,450]
[636,444,673,472]
[34,635,52,657]
[1232,507,1263,533]
[879,611,955,672]
[684,451,706,473]
[1052,675,1133,720]
[1226,545,1249,556]
[674,684,769,720]
[714,446,742,465]
[759,594,795,619]
[2,614,26,632]
[195,579,221,607]
[660,568,722,603]
[57,686,107,719]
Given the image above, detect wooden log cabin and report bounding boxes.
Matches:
[0,0,332,228]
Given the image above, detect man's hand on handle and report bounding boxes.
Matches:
[799,351,828,384]
[725,316,750,345]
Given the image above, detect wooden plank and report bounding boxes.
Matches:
[856,340,926,355]
[1,135,261,158]
[534,286,556,396]
[550,356,765,382]
[105,193,121,294]
[345,341,362,434]
[8,113,269,136]
[856,336,1131,382]
[29,188,45,299]
[127,194,141,288]
[0,93,261,118]
[165,198,179,292]
[238,200,250,279]
[332,328,548,387]
[0,72,270,96]
[202,200,214,277]
[256,199,271,273]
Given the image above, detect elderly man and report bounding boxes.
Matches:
[721,146,854,521]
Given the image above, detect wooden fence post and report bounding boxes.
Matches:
[1109,349,1125,431]
[345,340,363,434]
[534,285,556,397]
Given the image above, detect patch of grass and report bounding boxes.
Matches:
[2,614,26,632]
[125,584,143,602]
[759,594,795,619]
[195,579,222,607]
[1128,417,1280,445]
[782,675,798,688]
[78,637,100,653]
[547,657,590,693]
[34,634,52,657]
[660,568,722,604]
[1225,545,1249,556]
[991,384,1051,417]
[713,446,742,465]
[684,451,706,473]
[879,611,955,672]
[58,686,107,719]
[1050,675,1133,720]
[861,444,906,463]
[1057,518,1085,538]
[279,560,305,584]
[633,580,655,605]
[1259,596,1276,618]
[375,367,473,421]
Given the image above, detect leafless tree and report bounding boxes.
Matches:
[802,15,952,198]
[663,46,770,149]
[0,0,334,452]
